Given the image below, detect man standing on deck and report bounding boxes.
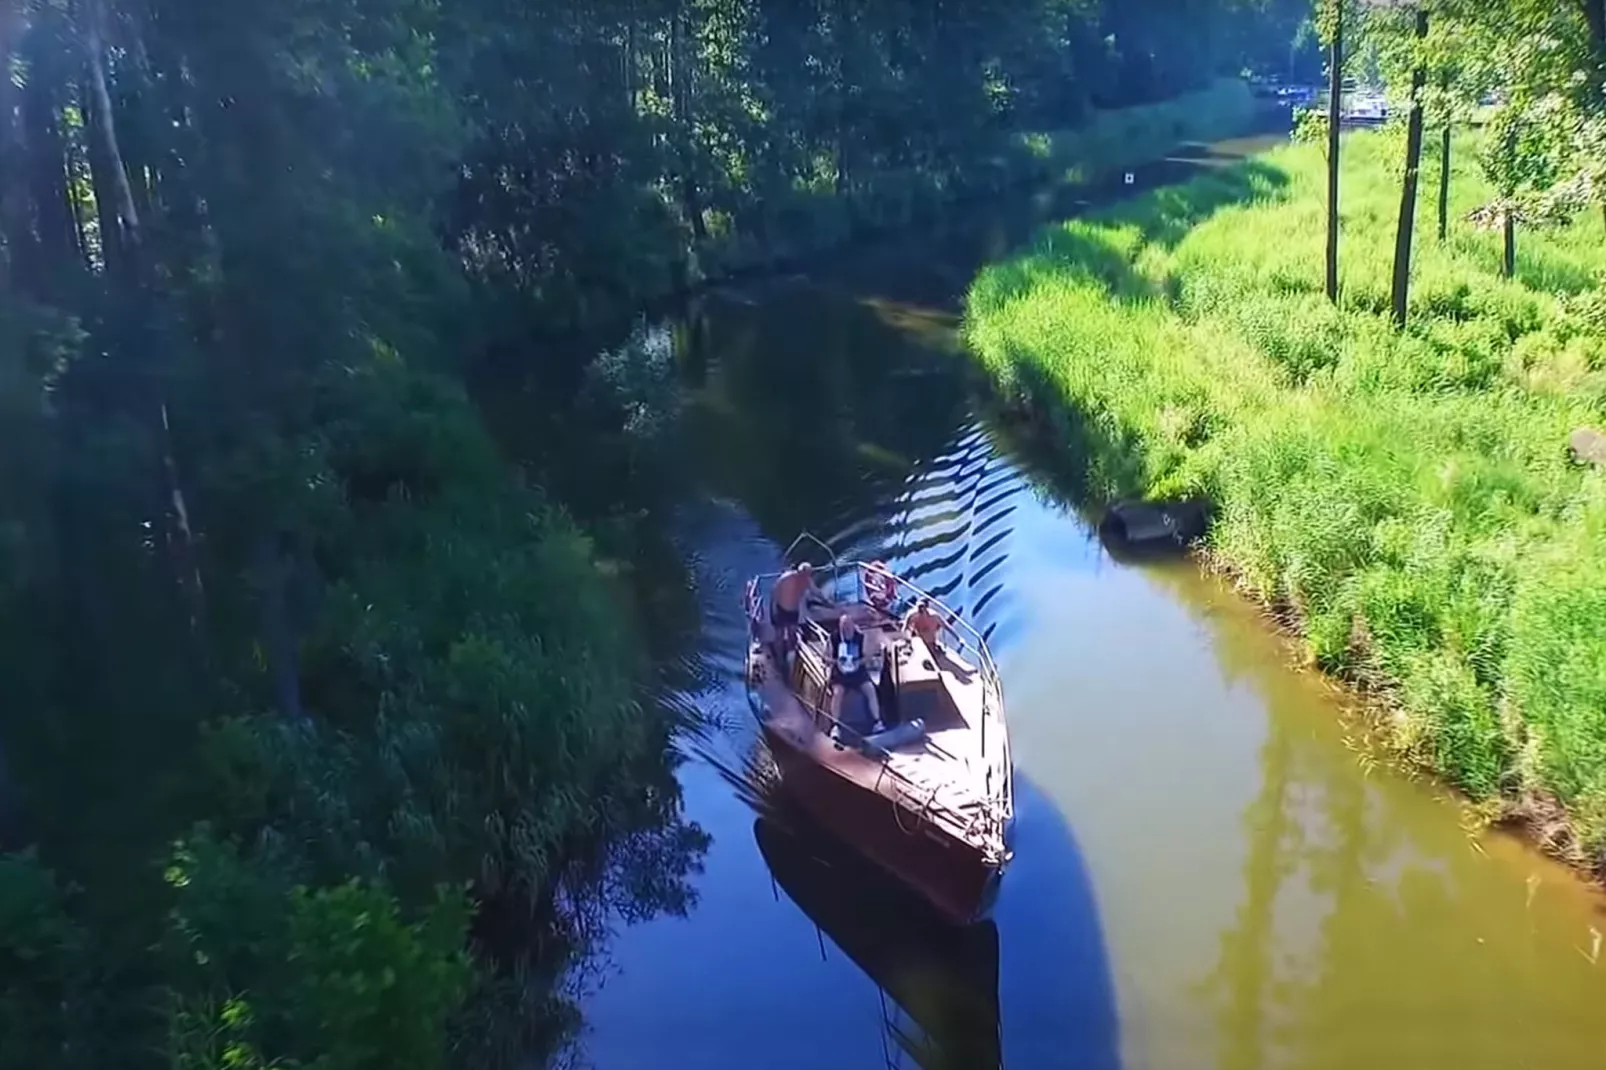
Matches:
[829,613,882,738]
[770,561,829,671]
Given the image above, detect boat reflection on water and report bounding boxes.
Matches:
[754,811,1003,1070]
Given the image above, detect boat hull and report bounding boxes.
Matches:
[761,721,1003,925]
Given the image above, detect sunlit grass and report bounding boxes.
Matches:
[965,129,1606,856]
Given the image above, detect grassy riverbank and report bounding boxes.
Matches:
[965,130,1606,860]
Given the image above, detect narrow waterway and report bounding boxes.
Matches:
[577,141,1606,1070]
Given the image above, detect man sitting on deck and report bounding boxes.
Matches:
[904,597,976,679]
[862,560,899,618]
[905,597,946,648]
[829,614,883,739]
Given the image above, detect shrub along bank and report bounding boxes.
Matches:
[964,130,1606,861]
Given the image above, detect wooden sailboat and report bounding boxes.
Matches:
[744,534,1014,925]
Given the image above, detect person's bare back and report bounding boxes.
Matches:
[773,562,814,614]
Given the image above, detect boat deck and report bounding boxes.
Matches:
[756,620,1005,846]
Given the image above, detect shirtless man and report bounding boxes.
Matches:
[904,597,946,649]
[904,597,975,677]
[770,561,829,667]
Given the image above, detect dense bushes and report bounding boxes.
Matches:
[0,352,706,1069]
[966,130,1606,855]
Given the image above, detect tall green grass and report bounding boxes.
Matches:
[965,130,1606,854]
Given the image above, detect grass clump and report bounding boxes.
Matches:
[964,129,1606,855]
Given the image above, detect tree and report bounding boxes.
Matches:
[1322,0,1345,302]
[1388,2,1429,327]
[1419,0,1605,271]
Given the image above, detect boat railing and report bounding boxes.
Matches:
[746,562,1005,715]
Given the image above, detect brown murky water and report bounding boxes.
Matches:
[578,138,1606,1070]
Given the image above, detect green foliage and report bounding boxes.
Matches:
[1291,104,1329,147]
[162,833,472,1070]
[0,852,96,1070]
[1395,0,1606,232]
[966,128,1606,850]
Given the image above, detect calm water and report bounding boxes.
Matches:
[576,147,1606,1070]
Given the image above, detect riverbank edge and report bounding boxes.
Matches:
[667,77,1267,297]
[984,388,1599,880]
[959,154,1606,888]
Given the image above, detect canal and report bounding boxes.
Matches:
[575,140,1606,1070]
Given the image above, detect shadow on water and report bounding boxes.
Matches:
[753,809,1007,1070]
[754,776,1121,1070]
[966,155,1289,325]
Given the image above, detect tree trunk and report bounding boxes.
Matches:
[83,0,209,642]
[1582,0,1605,77]
[626,12,636,111]
[254,532,306,722]
[1437,75,1450,243]
[1437,123,1451,242]
[1389,7,1428,329]
[19,65,78,299]
[834,1,852,200]
[65,130,90,267]
[0,0,23,289]
[1502,210,1515,278]
[78,70,126,275]
[84,7,141,251]
[1499,120,1517,280]
[669,2,705,242]
[1582,0,1605,235]
[1325,0,1343,304]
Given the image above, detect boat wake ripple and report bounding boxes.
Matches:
[660,416,1031,808]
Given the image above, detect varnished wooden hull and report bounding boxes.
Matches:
[760,721,1004,926]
